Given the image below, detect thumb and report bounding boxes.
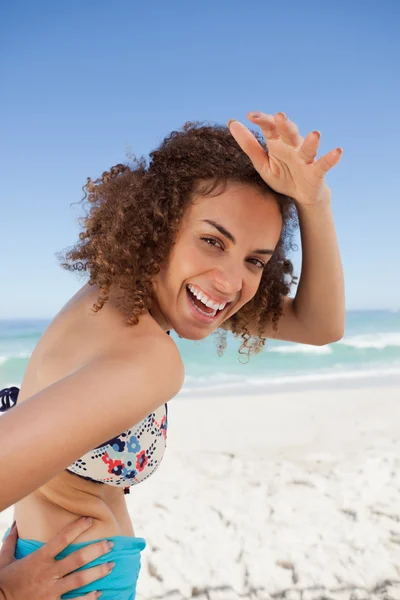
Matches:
[0,522,17,567]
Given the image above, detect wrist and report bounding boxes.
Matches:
[294,184,331,210]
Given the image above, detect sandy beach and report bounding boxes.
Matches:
[2,383,400,599]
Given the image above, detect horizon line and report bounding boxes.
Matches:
[0,307,399,321]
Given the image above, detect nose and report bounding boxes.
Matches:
[212,265,243,299]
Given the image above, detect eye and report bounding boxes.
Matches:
[200,236,224,250]
[248,258,266,269]
[200,237,266,269]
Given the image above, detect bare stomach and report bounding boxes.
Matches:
[14,470,135,543]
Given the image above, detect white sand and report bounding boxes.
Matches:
[2,384,400,599]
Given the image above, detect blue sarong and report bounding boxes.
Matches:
[2,527,146,599]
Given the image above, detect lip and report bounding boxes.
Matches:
[185,286,230,324]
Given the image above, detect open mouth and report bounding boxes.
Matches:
[186,285,230,319]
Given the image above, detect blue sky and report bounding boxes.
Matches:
[0,1,399,318]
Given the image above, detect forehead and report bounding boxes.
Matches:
[184,181,282,239]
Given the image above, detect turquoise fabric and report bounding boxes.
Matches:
[2,527,146,599]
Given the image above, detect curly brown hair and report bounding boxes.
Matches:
[58,121,299,359]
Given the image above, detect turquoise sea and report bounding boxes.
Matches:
[1,310,400,397]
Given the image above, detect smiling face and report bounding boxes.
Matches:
[150,181,283,340]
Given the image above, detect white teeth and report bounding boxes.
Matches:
[188,285,227,311]
[187,291,218,317]
[205,297,218,309]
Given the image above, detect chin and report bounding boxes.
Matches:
[170,322,221,341]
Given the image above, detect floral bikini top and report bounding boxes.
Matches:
[0,332,171,495]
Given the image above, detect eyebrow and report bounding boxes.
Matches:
[200,219,274,255]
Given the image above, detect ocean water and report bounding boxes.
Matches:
[0,310,399,397]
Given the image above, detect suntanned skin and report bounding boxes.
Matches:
[3,283,184,541]
[3,174,341,545]
[0,111,345,600]
[1,182,283,544]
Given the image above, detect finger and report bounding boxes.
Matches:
[60,561,116,595]
[59,539,113,576]
[0,522,18,566]
[228,119,270,174]
[37,517,94,560]
[274,112,303,147]
[298,131,321,164]
[314,147,343,177]
[247,112,280,140]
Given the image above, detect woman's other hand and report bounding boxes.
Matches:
[0,516,113,599]
[228,111,342,207]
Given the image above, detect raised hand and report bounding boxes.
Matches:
[228,111,342,206]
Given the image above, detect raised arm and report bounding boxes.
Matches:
[0,335,184,511]
[225,112,345,345]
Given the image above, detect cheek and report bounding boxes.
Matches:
[163,244,202,288]
[177,244,207,276]
[228,276,262,317]
[244,279,262,305]
[239,276,261,305]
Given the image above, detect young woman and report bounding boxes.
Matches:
[0,111,345,599]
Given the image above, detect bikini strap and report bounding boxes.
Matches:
[0,387,20,413]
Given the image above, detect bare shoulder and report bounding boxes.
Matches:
[83,327,185,414]
[117,328,185,395]
[0,327,184,510]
